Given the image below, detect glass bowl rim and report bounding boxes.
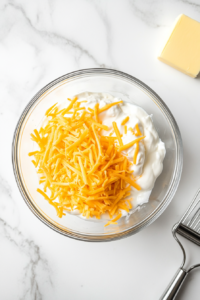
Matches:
[12,68,183,242]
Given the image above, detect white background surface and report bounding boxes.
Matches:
[0,0,200,299]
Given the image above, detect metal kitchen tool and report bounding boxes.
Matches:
[160,188,200,300]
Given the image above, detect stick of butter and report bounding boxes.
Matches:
[158,14,200,78]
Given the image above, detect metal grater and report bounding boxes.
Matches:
[160,188,200,300]
[176,188,200,246]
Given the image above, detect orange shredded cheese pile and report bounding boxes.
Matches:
[29,97,145,226]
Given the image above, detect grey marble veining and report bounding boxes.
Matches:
[179,0,200,10]
[6,1,104,68]
[0,218,52,300]
[129,0,165,28]
[88,0,115,66]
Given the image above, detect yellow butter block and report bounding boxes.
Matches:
[158,14,200,78]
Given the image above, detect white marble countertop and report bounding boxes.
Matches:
[1,0,200,299]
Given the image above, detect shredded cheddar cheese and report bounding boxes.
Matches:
[112,121,123,147]
[119,136,145,152]
[133,142,139,164]
[121,116,129,126]
[128,127,135,135]
[135,123,142,136]
[29,98,145,226]
[124,125,127,134]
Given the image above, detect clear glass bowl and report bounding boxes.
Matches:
[12,68,183,242]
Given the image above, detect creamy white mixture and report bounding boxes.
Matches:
[60,92,166,221]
